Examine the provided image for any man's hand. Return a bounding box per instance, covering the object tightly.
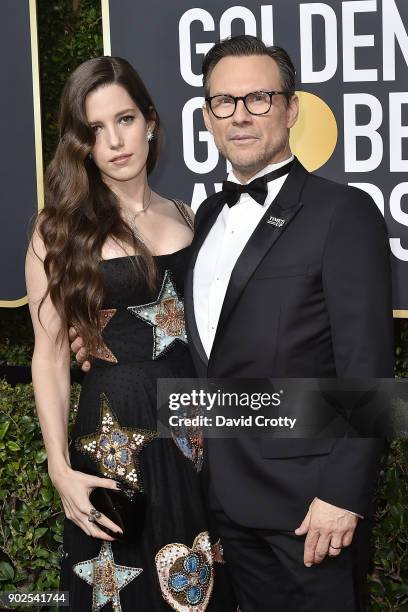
[68,326,91,372]
[295,497,358,567]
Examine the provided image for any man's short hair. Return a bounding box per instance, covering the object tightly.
[202,35,296,105]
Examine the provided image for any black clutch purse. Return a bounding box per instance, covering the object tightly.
[89,487,146,544]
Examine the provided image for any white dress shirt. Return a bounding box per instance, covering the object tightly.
[193,156,294,358]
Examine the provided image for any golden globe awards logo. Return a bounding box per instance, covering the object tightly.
[178,1,408,269]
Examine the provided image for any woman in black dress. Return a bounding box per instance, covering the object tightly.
[26,56,234,611]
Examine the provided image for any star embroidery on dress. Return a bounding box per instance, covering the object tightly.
[127,269,188,359]
[73,541,142,611]
[75,393,158,492]
[90,309,118,364]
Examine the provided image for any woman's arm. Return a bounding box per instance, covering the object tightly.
[25,229,71,478]
[25,229,122,540]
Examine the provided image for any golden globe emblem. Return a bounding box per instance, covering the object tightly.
[290,91,338,172]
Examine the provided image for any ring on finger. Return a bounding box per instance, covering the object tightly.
[88,514,96,522]
[329,544,343,550]
[94,510,101,519]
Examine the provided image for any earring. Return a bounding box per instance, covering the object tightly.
[88,153,93,160]
[147,130,153,142]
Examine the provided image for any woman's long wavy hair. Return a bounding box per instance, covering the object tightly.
[36,56,161,350]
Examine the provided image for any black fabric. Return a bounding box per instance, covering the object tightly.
[60,248,236,611]
[185,158,394,531]
[211,504,372,612]
[221,159,295,207]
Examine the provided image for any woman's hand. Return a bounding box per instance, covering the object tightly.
[68,326,92,372]
[50,464,123,540]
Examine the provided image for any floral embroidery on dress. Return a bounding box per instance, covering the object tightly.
[128,270,188,359]
[75,393,158,492]
[73,541,142,611]
[155,531,214,611]
[90,309,118,363]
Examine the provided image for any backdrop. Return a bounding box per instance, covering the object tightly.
[0,0,42,307]
[103,0,408,315]
[1,1,407,315]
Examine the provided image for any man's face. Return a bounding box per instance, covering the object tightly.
[203,54,298,181]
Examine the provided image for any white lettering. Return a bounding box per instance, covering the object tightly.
[182,97,219,174]
[300,3,338,83]
[179,9,215,87]
[390,238,408,260]
[344,93,383,172]
[390,183,408,228]
[261,5,274,45]
[383,0,408,81]
[389,92,408,172]
[343,0,378,82]
[219,7,257,39]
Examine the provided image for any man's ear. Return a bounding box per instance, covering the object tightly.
[286,94,299,129]
[202,103,213,134]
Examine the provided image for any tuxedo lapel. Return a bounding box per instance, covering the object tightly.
[184,192,228,367]
[211,159,309,355]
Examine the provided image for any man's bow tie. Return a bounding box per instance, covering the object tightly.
[221,159,295,208]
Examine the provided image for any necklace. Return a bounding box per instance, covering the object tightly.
[121,187,153,235]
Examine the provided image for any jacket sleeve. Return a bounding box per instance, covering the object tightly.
[317,186,394,515]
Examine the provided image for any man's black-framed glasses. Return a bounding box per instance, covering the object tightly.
[205,90,291,119]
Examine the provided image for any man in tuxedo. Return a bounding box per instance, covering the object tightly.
[182,35,394,611]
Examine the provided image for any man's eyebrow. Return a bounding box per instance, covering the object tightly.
[89,107,137,123]
[209,89,272,96]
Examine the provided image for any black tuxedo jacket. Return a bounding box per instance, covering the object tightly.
[184,158,394,530]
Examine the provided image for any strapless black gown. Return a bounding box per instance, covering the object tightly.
[59,247,235,611]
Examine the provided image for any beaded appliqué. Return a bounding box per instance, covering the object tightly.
[128,269,188,359]
[211,539,225,564]
[73,541,142,611]
[90,309,118,363]
[75,393,158,492]
[172,429,204,473]
[155,531,214,611]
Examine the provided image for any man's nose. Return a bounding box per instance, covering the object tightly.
[232,99,253,123]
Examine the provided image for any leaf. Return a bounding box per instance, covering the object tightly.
[7,441,20,452]
[34,527,48,539]
[36,548,50,559]
[35,449,48,463]
[0,562,15,581]
[0,420,10,439]
[41,488,53,503]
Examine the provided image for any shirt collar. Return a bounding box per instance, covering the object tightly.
[227,155,294,185]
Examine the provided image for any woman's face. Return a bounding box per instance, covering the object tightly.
[85,83,153,184]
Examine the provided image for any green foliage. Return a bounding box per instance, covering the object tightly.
[0,380,80,610]
[369,440,408,610]
[0,307,33,367]
[37,0,103,166]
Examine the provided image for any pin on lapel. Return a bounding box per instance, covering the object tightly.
[267,215,285,227]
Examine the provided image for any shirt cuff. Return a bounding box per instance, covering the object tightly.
[343,508,364,519]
